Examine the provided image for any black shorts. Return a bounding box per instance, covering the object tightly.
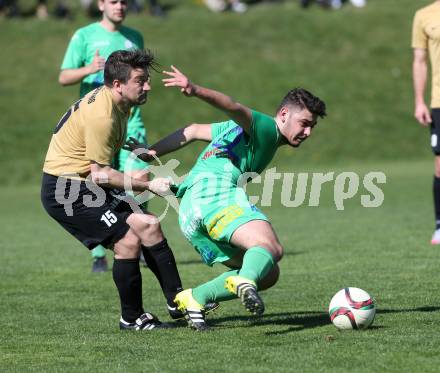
[431,109,440,155]
[41,173,132,250]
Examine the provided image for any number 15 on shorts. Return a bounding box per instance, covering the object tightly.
[101,210,118,227]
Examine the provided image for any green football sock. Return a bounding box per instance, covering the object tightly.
[239,246,275,284]
[91,245,106,259]
[192,270,239,305]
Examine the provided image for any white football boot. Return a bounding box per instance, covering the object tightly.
[431,229,440,245]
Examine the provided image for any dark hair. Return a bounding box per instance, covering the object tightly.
[104,49,158,87]
[276,88,327,118]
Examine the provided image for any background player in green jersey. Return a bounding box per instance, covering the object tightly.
[125,66,326,330]
[59,0,148,272]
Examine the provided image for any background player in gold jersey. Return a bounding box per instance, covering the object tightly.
[412,1,440,244]
[41,49,184,330]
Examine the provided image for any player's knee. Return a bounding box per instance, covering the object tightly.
[259,264,280,291]
[142,218,163,241]
[251,234,283,262]
[128,213,164,240]
[263,242,283,262]
[136,214,164,244]
[122,230,141,251]
[114,229,141,259]
[273,242,284,261]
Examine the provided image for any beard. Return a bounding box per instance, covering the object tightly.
[136,94,147,105]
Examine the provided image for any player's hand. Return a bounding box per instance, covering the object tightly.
[162,65,196,96]
[415,103,432,127]
[88,49,105,74]
[123,137,157,162]
[148,177,172,197]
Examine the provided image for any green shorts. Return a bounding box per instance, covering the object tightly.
[112,122,148,172]
[178,182,268,266]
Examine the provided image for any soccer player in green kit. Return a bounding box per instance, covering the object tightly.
[125,66,326,330]
[59,0,147,272]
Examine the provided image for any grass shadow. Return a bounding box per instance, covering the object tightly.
[206,305,440,334]
[377,306,440,314]
[208,311,330,334]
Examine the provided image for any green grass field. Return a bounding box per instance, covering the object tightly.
[2,0,440,371]
[0,0,434,184]
[2,160,440,371]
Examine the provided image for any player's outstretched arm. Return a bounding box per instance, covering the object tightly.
[150,124,212,156]
[90,163,171,196]
[124,124,212,161]
[162,66,253,133]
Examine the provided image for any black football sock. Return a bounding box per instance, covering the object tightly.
[142,239,183,306]
[112,258,144,323]
[434,176,440,229]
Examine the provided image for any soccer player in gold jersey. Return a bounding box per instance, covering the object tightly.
[59,0,146,272]
[412,1,440,244]
[42,49,183,330]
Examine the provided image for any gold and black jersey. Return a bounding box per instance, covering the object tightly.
[412,2,440,108]
[43,86,129,180]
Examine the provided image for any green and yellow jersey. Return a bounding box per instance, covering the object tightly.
[176,110,281,265]
[176,110,281,196]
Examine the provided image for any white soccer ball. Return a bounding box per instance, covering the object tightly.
[328,287,376,330]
